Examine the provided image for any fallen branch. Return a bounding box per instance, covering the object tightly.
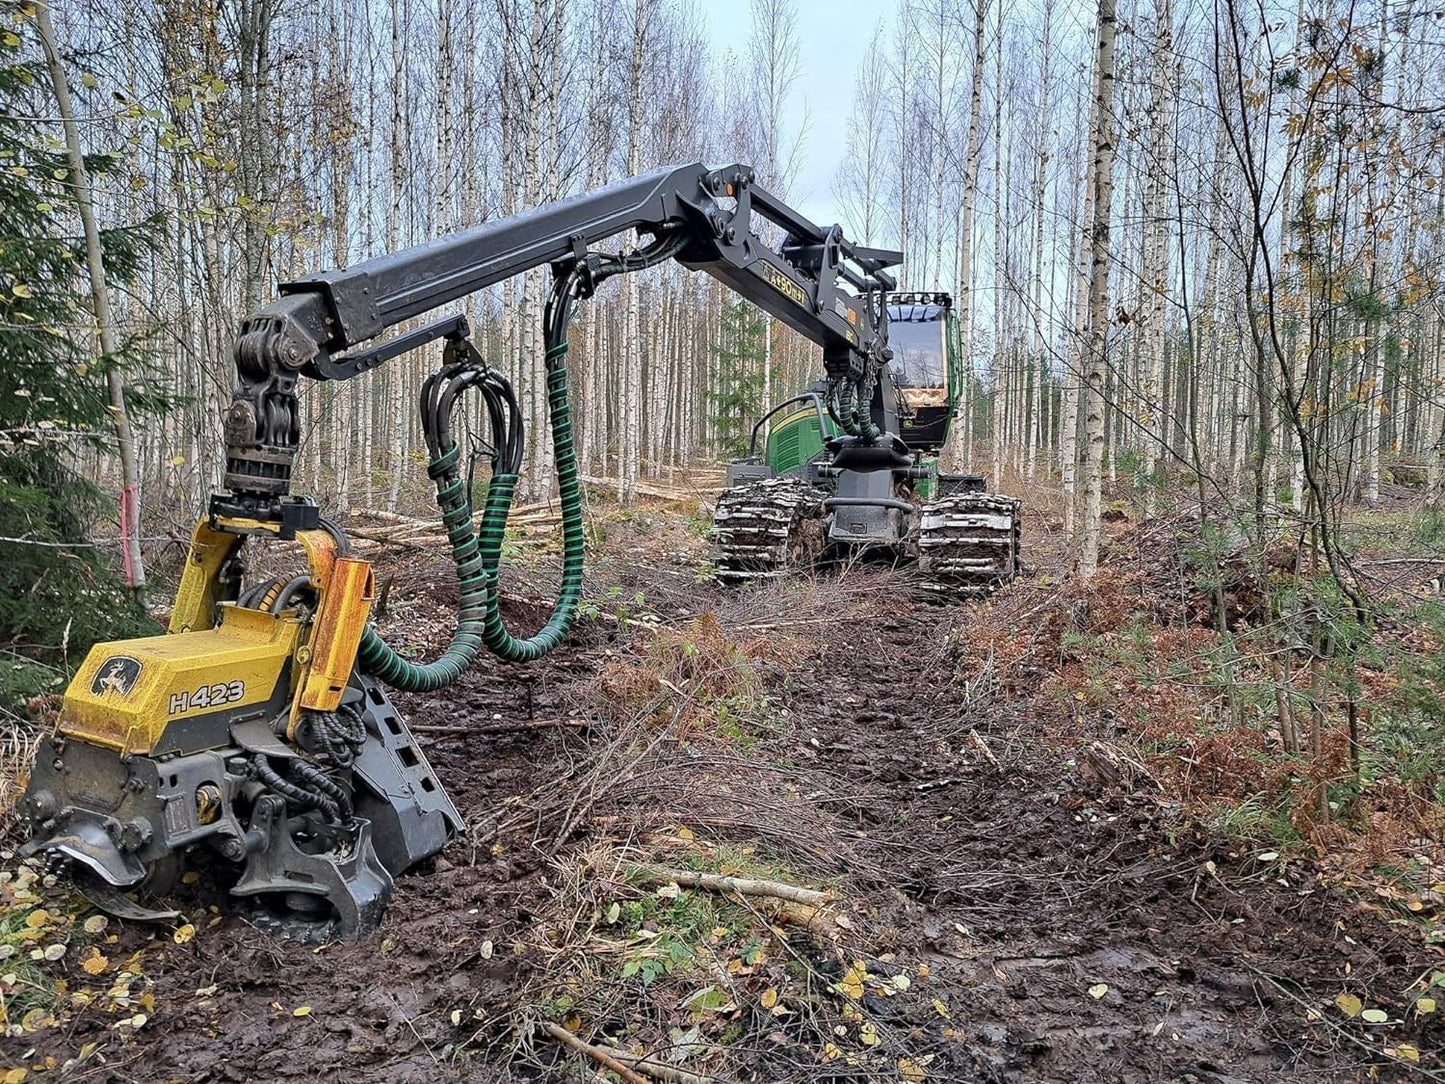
[629,866,833,907]
[738,616,838,631]
[349,509,433,527]
[967,728,1000,769]
[603,1047,717,1084]
[411,718,592,736]
[539,1022,649,1084]
[579,474,710,502]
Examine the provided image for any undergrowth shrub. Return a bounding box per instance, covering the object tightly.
[591,613,791,736]
[958,512,1445,865]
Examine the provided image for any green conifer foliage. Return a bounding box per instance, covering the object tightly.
[709,297,768,458]
[0,34,165,696]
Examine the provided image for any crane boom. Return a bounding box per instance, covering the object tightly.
[222,162,900,520]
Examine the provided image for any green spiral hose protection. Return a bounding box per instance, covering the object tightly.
[476,342,584,662]
[355,342,585,690]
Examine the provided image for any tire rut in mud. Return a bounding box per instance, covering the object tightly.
[783,600,1436,1082]
[40,562,1439,1082]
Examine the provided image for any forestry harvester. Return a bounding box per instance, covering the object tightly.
[21,162,998,940]
[712,293,1021,598]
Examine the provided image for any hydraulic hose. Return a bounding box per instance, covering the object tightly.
[828,375,882,443]
[356,229,685,691]
[354,316,579,682]
[474,316,584,660]
[353,365,501,690]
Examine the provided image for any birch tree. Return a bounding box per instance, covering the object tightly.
[34,3,148,596]
[939,0,987,473]
[1079,0,1118,577]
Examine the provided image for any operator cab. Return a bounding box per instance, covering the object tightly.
[887,292,953,453]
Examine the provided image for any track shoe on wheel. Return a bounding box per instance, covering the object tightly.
[917,486,1022,601]
[711,477,826,584]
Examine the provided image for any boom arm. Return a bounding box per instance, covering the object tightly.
[222,161,901,516]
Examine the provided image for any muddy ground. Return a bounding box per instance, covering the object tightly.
[2,503,1441,1082]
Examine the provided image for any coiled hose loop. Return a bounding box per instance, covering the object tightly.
[356,230,687,691]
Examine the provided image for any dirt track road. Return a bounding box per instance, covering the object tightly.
[4,526,1438,1082]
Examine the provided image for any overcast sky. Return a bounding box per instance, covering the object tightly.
[697,0,898,233]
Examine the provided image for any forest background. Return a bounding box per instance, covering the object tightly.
[5,0,1442,527]
[1,0,1444,811]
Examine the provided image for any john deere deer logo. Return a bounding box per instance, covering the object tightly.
[91,656,142,698]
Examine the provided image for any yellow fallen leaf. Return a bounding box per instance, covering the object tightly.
[292,1006,312,1017]
[181,871,201,886]
[900,1058,929,1082]
[1390,1044,1420,1062]
[760,987,778,1009]
[1335,993,1363,1018]
[932,998,952,1021]
[1361,1008,1388,1024]
[3,1068,27,1083]
[859,1022,880,1046]
[837,960,867,1000]
[677,826,694,841]
[11,283,33,299]
[450,1009,462,1025]
[81,952,108,976]
[172,924,196,945]
[1416,997,1436,1015]
[26,910,50,929]
[821,1042,842,1063]
[21,1007,47,1032]
[917,963,931,979]
[1088,984,1109,999]
[82,916,107,935]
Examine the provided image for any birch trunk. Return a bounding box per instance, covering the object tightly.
[1063,71,1099,536]
[940,0,986,472]
[1079,0,1117,578]
[618,0,647,503]
[35,5,149,595]
[1139,0,1173,511]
